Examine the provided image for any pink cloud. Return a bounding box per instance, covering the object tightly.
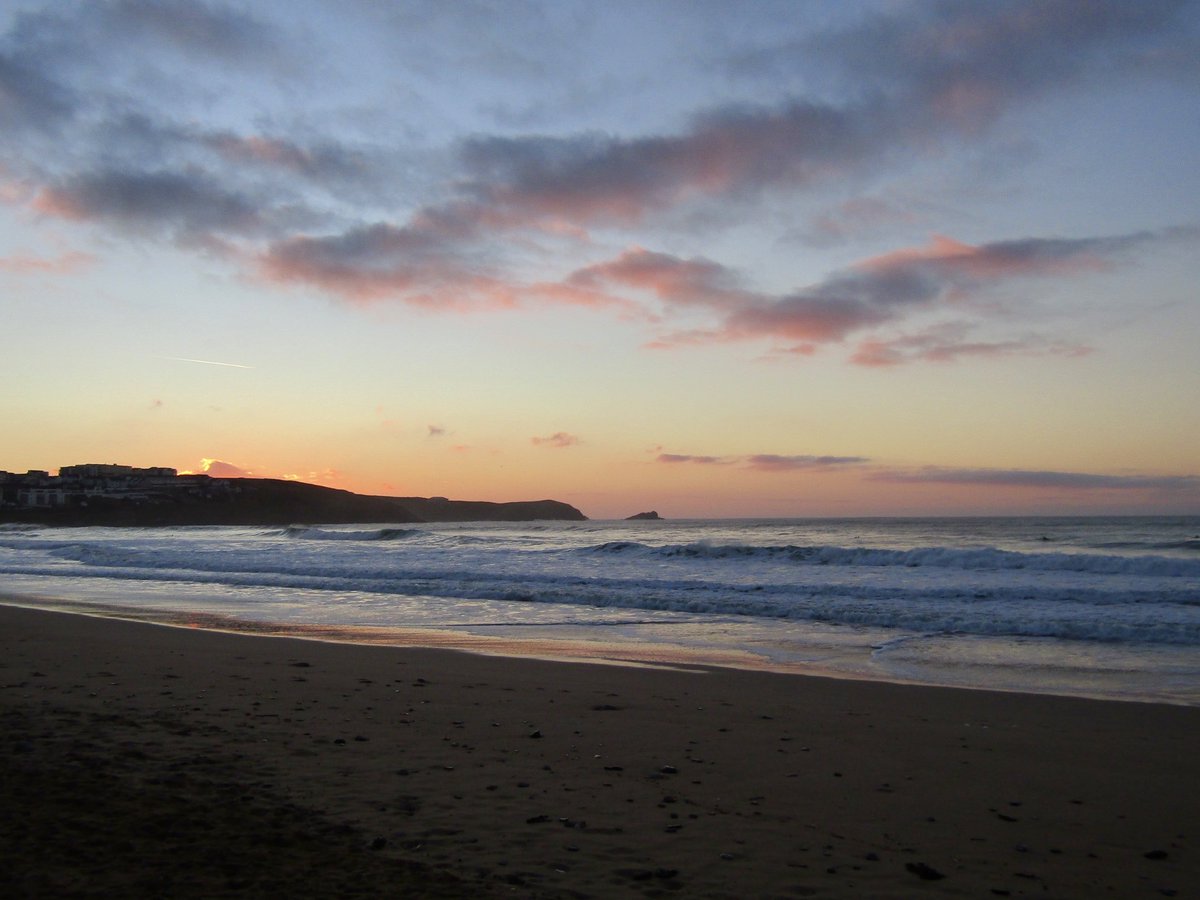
[567,247,744,308]
[858,234,1113,280]
[532,432,581,449]
[210,134,314,169]
[0,249,94,275]
[637,229,1175,358]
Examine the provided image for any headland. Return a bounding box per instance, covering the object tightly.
[0,463,585,525]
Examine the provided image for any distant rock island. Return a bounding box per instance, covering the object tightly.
[626,510,662,520]
[0,464,586,525]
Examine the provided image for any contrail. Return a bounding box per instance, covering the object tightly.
[163,356,254,369]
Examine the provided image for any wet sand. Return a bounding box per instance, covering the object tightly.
[1,603,1197,897]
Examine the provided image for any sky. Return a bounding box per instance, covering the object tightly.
[1,0,1198,518]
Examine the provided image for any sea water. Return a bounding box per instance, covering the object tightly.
[1,516,1197,705]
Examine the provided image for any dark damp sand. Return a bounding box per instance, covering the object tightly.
[1,604,1196,898]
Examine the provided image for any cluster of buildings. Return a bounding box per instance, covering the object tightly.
[0,464,231,509]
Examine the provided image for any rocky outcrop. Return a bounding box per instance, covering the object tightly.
[625,511,662,520]
[392,496,587,523]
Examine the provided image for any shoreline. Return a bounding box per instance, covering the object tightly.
[3,602,1198,897]
[4,590,1197,709]
[0,591,886,679]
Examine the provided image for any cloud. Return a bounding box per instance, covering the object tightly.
[456,98,884,227]
[657,452,868,471]
[0,1,283,138]
[0,48,76,133]
[644,230,1181,355]
[802,196,919,246]
[567,247,746,308]
[258,221,519,308]
[745,0,1195,130]
[873,467,1200,492]
[104,0,280,64]
[657,453,731,465]
[204,132,373,185]
[2,0,1195,353]
[161,3,1200,283]
[445,1,1194,230]
[36,169,261,239]
[0,249,93,274]
[532,432,581,449]
[850,323,1092,367]
[857,233,1143,280]
[197,458,252,477]
[744,454,870,472]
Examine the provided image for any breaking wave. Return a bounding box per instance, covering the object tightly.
[279,525,424,542]
[582,541,1200,577]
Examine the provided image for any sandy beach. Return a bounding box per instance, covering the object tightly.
[2,603,1197,898]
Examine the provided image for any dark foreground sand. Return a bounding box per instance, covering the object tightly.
[1,604,1196,898]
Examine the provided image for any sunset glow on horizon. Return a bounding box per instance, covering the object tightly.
[2,1,1198,518]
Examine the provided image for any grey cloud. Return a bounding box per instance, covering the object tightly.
[873,467,1200,491]
[447,1,1194,229]
[457,98,883,225]
[80,113,386,207]
[0,50,76,132]
[850,323,1092,367]
[204,133,373,185]
[657,453,868,471]
[40,168,261,238]
[755,1,1194,116]
[656,453,730,465]
[259,221,497,303]
[745,455,869,472]
[267,222,450,273]
[106,0,279,63]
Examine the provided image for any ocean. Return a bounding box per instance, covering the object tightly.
[2,516,1197,705]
